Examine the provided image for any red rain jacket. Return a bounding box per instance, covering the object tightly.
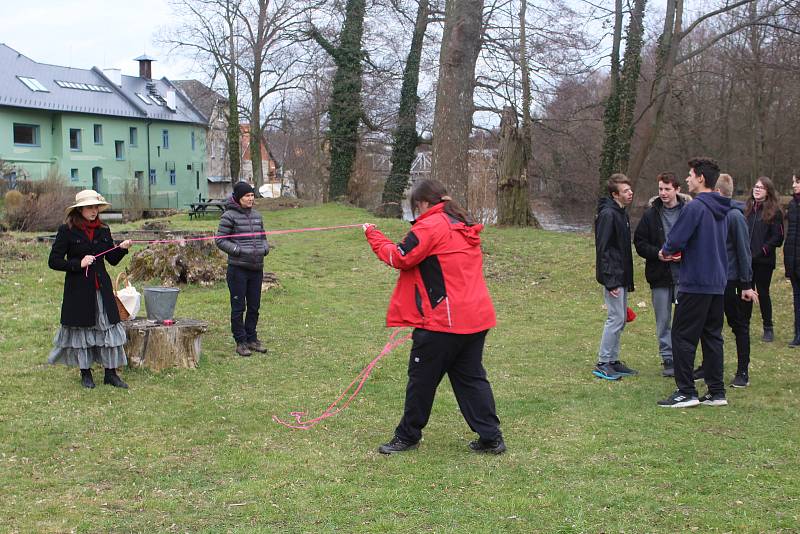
[366,202,496,334]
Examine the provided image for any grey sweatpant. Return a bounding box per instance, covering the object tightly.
[651,286,675,362]
[598,287,627,363]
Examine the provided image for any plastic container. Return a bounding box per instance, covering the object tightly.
[143,287,180,321]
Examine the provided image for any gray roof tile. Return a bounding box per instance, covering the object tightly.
[0,43,207,125]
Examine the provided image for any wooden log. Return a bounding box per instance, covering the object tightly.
[122,318,209,372]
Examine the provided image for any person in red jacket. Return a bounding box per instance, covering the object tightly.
[364,179,505,455]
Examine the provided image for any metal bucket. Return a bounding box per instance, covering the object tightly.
[143,287,180,321]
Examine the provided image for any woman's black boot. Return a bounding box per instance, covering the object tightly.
[103,368,129,389]
[790,325,800,348]
[80,368,95,389]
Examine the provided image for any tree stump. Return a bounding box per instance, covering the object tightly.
[123,319,208,371]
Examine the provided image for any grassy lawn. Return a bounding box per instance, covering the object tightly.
[1,203,798,532]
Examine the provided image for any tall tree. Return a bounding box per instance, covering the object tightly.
[310,0,368,200]
[431,0,485,207]
[379,0,431,218]
[162,0,243,181]
[597,0,646,190]
[496,0,534,226]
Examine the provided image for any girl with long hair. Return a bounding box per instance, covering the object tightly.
[744,176,784,344]
[784,174,800,347]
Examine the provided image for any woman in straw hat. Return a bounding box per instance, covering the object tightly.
[48,190,133,389]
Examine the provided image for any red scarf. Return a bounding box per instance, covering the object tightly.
[75,218,103,289]
[75,217,102,242]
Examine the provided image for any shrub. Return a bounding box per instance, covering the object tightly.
[4,173,78,231]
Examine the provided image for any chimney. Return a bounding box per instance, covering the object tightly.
[103,68,122,87]
[166,89,177,111]
[133,54,157,79]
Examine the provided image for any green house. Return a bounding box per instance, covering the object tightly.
[0,44,209,210]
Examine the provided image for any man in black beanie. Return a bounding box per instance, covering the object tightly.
[216,181,270,356]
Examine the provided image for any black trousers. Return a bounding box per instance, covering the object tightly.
[395,328,502,444]
[724,281,752,375]
[226,264,263,343]
[790,274,800,335]
[672,292,725,396]
[751,264,775,329]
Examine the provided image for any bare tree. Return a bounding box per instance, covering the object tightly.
[161,0,244,181]
[431,0,485,207]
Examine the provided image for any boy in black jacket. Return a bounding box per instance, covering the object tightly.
[594,174,637,380]
[634,172,687,378]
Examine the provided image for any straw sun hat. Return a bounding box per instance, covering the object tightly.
[65,189,111,215]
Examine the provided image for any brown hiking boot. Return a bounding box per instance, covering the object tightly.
[247,340,267,353]
[236,343,252,357]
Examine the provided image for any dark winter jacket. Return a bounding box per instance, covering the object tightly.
[746,202,784,268]
[48,224,129,327]
[633,195,688,288]
[662,192,730,295]
[784,196,800,278]
[216,197,270,270]
[726,200,752,288]
[595,196,634,292]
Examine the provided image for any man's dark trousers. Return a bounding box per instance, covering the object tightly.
[395,328,501,444]
[724,281,752,375]
[226,264,263,343]
[672,292,725,396]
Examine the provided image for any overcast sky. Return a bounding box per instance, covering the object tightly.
[3,0,194,80]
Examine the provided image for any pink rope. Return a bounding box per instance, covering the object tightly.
[272,328,413,430]
[84,223,364,277]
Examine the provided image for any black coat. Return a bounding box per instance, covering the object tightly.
[633,196,687,288]
[216,197,270,270]
[48,224,128,327]
[595,197,634,291]
[746,203,784,268]
[785,198,800,278]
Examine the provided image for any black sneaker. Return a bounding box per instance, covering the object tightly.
[469,437,507,455]
[699,392,728,406]
[592,362,622,381]
[610,360,638,376]
[730,373,750,388]
[657,390,700,408]
[693,367,705,381]
[661,359,675,377]
[377,436,419,455]
[762,328,774,342]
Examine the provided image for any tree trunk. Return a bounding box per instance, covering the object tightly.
[123,319,209,371]
[628,0,682,195]
[598,0,624,189]
[379,0,430,218]
[496,107,533,226]
[431,0,484,208]
[226,74,242,181]
[614,0,647,174]
[317,0,367,201]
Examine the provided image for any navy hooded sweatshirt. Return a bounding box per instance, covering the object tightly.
[661,192,731,295]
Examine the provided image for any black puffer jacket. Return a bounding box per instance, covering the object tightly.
[216,197,270,270]
[595,196,634,291]
[48,224,128,327]
[746,202,784,268]
[784,197,800,278]
[633,195,688,288]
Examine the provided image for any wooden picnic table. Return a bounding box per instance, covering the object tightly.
[187,200,226,219]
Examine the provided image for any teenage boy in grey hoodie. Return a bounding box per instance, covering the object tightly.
[657,157,731,408]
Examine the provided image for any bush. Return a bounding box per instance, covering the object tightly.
[4,173,78,231]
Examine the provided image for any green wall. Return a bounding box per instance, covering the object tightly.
[0,108,207,210]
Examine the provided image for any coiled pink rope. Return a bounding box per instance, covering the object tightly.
[272,328,412,430]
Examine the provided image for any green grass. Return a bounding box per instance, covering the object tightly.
[1,203,799,532]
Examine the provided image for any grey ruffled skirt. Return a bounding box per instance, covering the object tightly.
[49,290,128,369]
